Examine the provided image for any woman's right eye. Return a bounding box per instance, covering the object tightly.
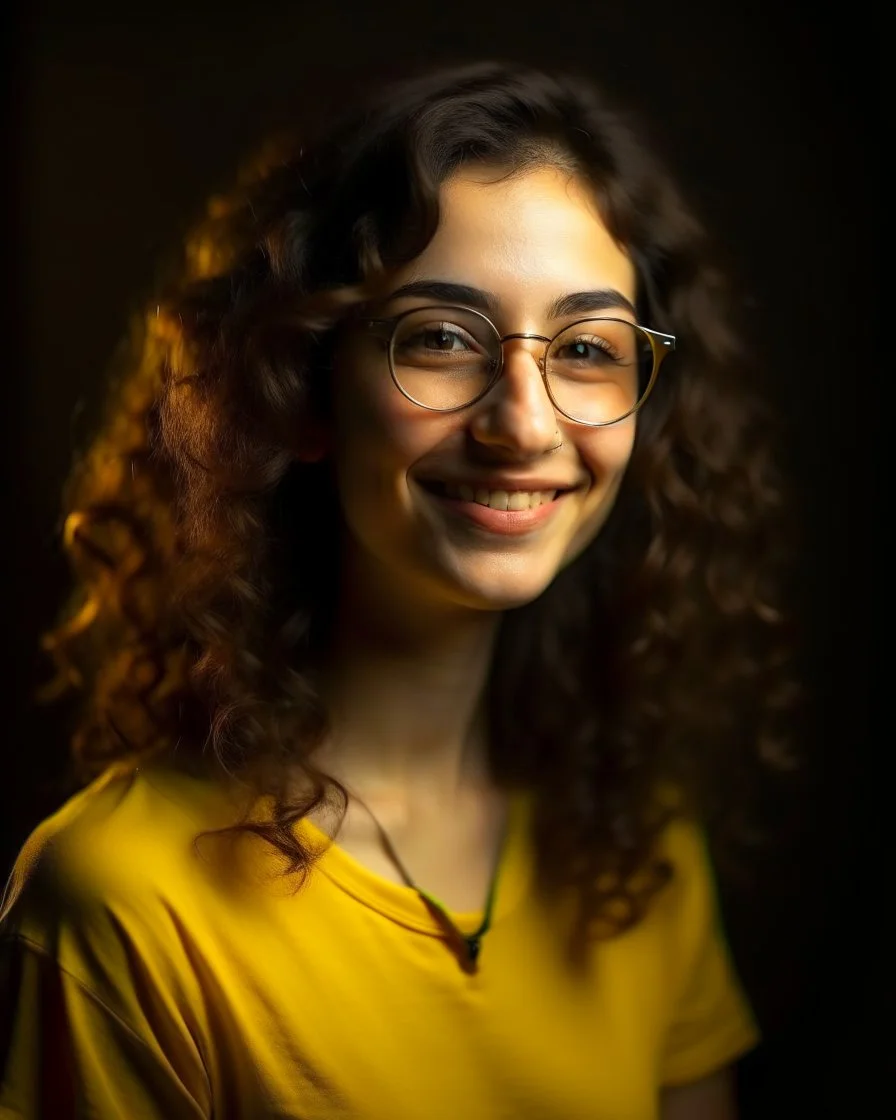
[405,325,473,352]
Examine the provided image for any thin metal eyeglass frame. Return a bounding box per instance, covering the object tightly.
[364,304,676,427]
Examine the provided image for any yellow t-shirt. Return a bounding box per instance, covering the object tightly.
[0,762,758,1119]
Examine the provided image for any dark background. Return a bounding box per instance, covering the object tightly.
[1,0,879,1115]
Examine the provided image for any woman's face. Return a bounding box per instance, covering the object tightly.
[327,164,638,614]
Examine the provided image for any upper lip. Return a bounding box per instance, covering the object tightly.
[417,475,582,492]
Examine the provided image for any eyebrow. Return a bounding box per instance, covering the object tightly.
[384,280,637,320]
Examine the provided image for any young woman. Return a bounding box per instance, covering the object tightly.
[0,60,800,1119]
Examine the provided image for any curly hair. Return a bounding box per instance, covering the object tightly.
[39,59,802,963]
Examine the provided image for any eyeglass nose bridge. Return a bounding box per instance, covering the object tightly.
[493,331,553,375]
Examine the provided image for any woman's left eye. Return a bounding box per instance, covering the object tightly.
[556,338,617,362]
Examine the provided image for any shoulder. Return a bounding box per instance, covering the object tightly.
[0,766,222,1114]
[636,811,732,975]
[659,814,713,882]
[655,813,721,915]
[0,761,247,945]
[645,787,717,903]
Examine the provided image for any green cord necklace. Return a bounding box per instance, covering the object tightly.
[357,797,512,967]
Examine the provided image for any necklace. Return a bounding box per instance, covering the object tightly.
[354,795,512,968]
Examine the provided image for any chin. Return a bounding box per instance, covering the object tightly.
[439,568,559,613]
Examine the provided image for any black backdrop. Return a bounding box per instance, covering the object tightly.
[1,1,879,1115]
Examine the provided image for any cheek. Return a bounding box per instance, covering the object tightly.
[578,420,637,482]
[566,422,636,554]
[330,371,439,518]
[334,396,426,485]
[334,343,418,453]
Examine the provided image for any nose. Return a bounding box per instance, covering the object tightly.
[468,338,559,458]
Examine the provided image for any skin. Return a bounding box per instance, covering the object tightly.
[330,163,637,618]
[310,164,638,808]
[661,1069,738,1120]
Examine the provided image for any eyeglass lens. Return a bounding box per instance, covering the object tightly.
[389,307,654,423]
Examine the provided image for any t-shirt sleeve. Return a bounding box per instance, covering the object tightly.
[659,821,760,1086]
[0,811,212,1120]
[1,937,209,1119]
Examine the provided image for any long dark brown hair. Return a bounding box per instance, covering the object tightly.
[39,59,802,960]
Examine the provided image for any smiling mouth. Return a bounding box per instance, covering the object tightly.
[419,480,567,511]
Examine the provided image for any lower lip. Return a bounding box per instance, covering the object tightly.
[424,490,570,535]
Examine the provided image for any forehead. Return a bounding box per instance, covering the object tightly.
[394,165,637,308]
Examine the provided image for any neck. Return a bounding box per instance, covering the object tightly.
[312,558,503,803]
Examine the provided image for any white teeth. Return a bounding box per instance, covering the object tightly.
[442,483,558,509]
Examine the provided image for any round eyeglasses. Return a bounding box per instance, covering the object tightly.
[364,305,676,427]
